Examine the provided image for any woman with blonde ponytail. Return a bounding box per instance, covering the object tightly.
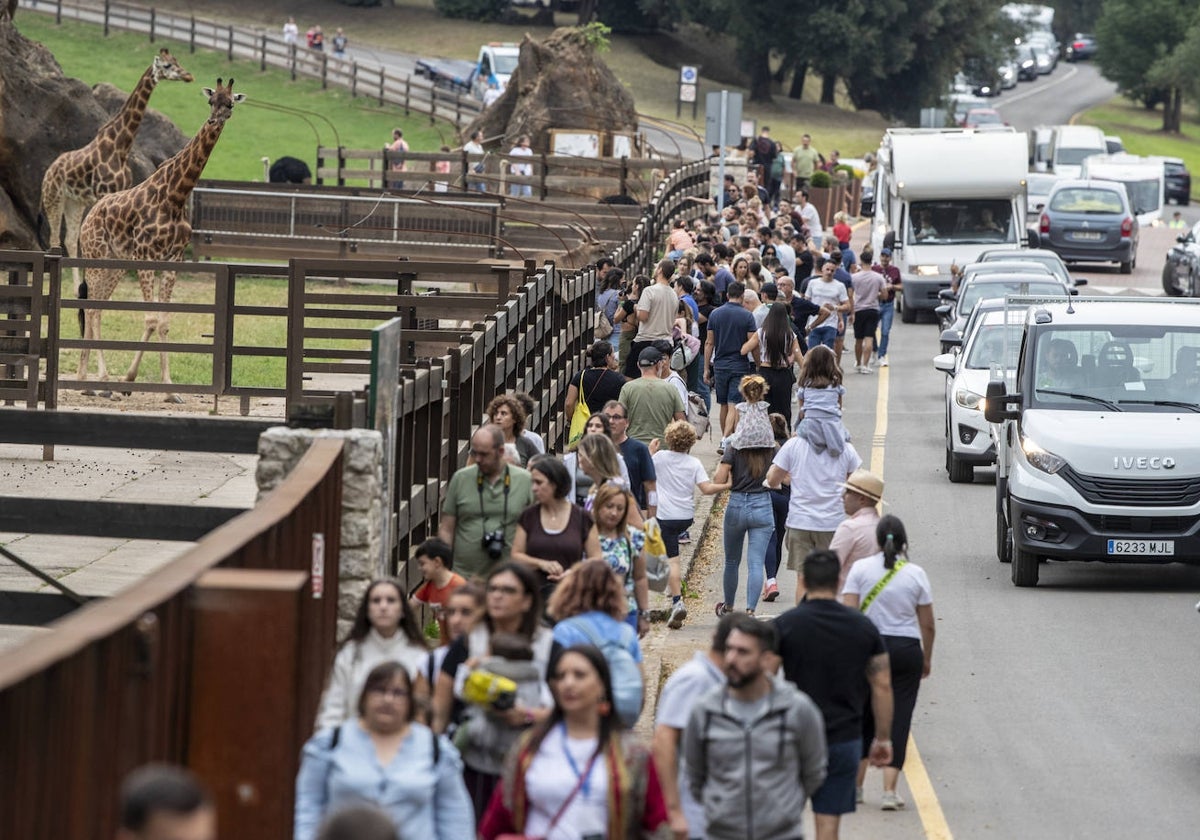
[840,514,936,812]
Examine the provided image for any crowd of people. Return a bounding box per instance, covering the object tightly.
[113,144,938,839]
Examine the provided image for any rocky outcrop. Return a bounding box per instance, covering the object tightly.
[462,26,638,154]
[0,15,187,249]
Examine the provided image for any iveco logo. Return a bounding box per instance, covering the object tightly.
[1113,456,1176,470]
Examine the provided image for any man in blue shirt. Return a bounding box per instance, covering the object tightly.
[604,400,657,518]
[704,280,757,435]
[711,243,735,303]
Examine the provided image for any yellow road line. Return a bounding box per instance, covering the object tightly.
[871,365,954,839]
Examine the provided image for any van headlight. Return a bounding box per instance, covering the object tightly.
[955,387,983,410]
[1021,435,1067,474]
[914,265,940,276]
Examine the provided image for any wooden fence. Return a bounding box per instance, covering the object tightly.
[21,0,481,126]
[0,437,345,840]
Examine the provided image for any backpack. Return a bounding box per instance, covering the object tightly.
[567,617,644,728]
[686,391,710,438]
[755,135,774,161]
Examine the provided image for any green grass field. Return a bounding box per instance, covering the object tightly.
[15,17,447,181]
[1081,99,1200,201]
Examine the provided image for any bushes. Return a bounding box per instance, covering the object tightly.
[433,0,508,22]
[810,170,832,188]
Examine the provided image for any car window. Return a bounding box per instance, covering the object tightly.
[966,324,1022,370]
[1048,188,1124,214]
[961,281,1066,316]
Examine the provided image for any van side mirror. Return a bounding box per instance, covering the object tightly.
[1073,278,1087,287]
[938,289,957,302]
[861,197,875,217]
[984,380,1021,423]
[1026,228,1041,249]
[933,352,957,374]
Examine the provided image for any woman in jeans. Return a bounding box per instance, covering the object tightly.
[740,303,803,430]
[710,387,778,616]
[762,412,791,603]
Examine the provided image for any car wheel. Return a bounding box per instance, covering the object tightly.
[900,302,917,323]
[948,448,974,483]
[1163,262,1185,296]
[1012,543,1040,586]
[1119,259,1133,275]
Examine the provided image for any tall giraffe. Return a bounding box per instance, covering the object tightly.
[40,49,194,289]
[77,79,245,403]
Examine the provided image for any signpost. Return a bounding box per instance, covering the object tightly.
[705,90,743,211]
[677,65,699,119]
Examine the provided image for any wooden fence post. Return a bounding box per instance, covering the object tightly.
[260,33,267,72]
[227,25,234,62]
[148,7,155,42]
[103,0,110,36]
[189,15,196,53]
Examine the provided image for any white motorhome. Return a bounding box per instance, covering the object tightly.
[984,297,1200,586]
[867,128,1030,323]
[1079,153,1166,225]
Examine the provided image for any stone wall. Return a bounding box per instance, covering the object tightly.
[256,427,385,640]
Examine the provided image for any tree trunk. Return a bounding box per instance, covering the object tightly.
[820,73,836,105]
[747,49,774,103]
[788,62,808,99]
[576,0,597,24]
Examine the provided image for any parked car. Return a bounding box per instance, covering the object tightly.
[1162,220,1200,297]
[933,302,1024,482]
[1066,33,1098,61]
[1160,156,1192,205]
[937,268,1073,351]
[1026,31,1060,70]
[1034,179,1140,274]
[998,61,1018,90]
[963,108,1005,128]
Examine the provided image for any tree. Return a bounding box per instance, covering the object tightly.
[1095,0,1194,131]
[680,0,785,102]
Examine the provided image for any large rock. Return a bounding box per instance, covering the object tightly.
[0,15,187,249]
[462,27,638,153]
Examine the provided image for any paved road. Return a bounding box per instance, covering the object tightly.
[994,60,1117,130]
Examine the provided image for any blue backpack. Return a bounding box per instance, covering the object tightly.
[568,617,644,728]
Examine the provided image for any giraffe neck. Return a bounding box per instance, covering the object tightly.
[95,64,158,159]
[146,116,226,207]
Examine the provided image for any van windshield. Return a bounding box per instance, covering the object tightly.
[1056,147,1103,166]
[1029,328,1200,410]
[493,54,519,75]
[908,199,1014,245]
[1118,178,1162,215]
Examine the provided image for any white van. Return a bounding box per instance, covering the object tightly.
[984,297,1200,586]
[1079,153,1166,225]
[1046,124,1106,179]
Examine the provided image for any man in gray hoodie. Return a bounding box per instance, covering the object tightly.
[684,613,827,840]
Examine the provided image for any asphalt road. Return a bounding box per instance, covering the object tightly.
[993,60,1117,130]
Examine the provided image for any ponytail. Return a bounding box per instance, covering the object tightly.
[876,514,908,570]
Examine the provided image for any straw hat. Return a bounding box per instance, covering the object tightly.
[841,469,885,505]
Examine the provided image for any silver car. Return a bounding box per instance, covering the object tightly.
[1034,179,1140,274]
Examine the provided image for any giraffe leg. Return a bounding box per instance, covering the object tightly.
[62,200,88,294]
[124,269,159,388]
[157,270,182,403]
[78,267,120,394]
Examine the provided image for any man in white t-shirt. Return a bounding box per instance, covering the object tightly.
[462,129,486,192]
[626,258,680,377]
[508,134,534,197]
[796,189,823,247]
[804,261,849,350]
[766,434,862,603]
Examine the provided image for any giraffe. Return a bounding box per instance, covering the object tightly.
[40,49,194,292]
[77,79,245,403]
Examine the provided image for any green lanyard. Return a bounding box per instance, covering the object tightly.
[860,559,907,613]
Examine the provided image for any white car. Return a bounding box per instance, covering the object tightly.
[1026,172,1061,213]
[933,304,1023,482]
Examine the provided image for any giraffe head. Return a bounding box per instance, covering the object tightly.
[200,79,246,127]
[152,48,194,84]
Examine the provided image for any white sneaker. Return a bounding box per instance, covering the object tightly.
[881,791,905,811]
[880,357,890,367]
[668,600,688,629]
[861,365,873,375]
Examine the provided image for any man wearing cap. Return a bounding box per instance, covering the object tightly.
[618,347,686,446]
[830,470,884,591]
[872,249,901,368]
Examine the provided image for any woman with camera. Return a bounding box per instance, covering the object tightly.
[479,644,667,839]
[511,457,602,600]
[432,562,560,824]
[295,661,474,840]
[315,579,430,730]
[613,274,651,369]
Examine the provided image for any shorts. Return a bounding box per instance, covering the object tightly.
[810,739,860,815]
[785,527,834,571]
[853,309,880,340]
[713,365,752,405]
[657,517,693,558]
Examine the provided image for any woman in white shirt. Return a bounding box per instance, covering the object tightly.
[841,515,936,811]
[316,579,431,730]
